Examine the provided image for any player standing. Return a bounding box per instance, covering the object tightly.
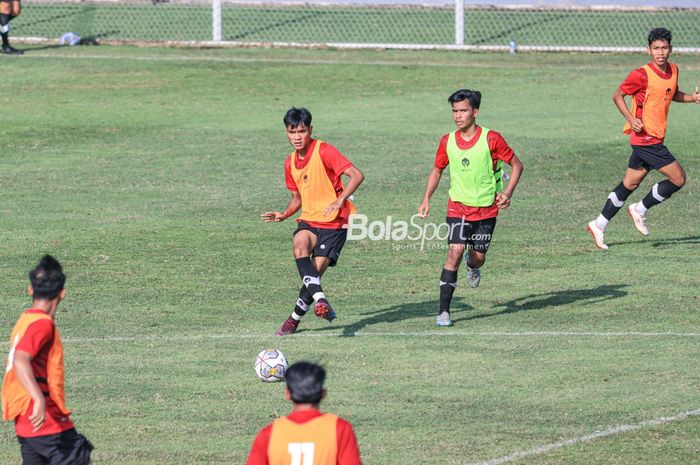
[245,361,362,465]
[2,255,94,465]
[262,107,364,336]
[587,27,700,249]
[0,0,23,55]
[418,89,524,327]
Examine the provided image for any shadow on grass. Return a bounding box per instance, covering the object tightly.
[305,297,472,337]
[606,235,700,248]
[452,284,628,324]
[297,284,627,335]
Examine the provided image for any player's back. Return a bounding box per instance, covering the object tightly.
[268,413,338,465]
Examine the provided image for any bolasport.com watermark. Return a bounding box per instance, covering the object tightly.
[346,214,491,251]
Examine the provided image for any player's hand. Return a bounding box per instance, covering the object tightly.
[323,199,343,216]
[418,201,430,219]
[261,212,285,222]
[496,192,511,209]
[693,86,700,104]
[29,397,46,432]
[630,117,644,133]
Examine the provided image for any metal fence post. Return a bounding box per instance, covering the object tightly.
[213,0,222,42]
[455,0,464,46]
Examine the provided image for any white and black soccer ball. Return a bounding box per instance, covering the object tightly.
[254,349,288,382]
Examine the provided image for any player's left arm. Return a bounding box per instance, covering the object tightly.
[323,165,364,216]
[496,154,524,209]
[672,86,700,103]
[336,419,363,465]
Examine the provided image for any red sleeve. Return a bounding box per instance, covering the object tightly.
[336,418,362,465]
[245,424,272,465]
[15,319,54,358]
[434,134,450,169]
[284,156,298,192]
[619,68,646,96]
[487,130,514,164]
[318,142,353,175]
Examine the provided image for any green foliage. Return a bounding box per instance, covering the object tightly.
[0,46,698,465]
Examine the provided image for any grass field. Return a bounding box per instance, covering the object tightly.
[0,46,699,465]
[12,4,700,48]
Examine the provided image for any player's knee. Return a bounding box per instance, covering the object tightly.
[670,173,686,188]
[293,247,311,258]
[446,246,464,266]
[622,180,640,191]
[469,252,486,268]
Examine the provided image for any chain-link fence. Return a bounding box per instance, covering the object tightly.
[13,1,700,52]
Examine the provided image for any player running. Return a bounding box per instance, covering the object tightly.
[418,89,524,327]
[587,27,700,250]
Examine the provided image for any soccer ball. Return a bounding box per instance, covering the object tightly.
[255,349,288,382]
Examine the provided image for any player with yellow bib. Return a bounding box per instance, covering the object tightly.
[418,89,524,327]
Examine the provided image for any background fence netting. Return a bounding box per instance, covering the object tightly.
[13,1,700,52]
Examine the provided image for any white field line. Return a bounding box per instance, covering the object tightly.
[20,52,700,71]
[466,408,700,465]
[16,52,529,69]
[53,330,700,344]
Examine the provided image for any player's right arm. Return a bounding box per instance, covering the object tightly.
[419,136,449,218]
[261,191,301,223]
[12,350,46,431]
[418,167,444,219]
[614,68,646,133]
[612,87,642,133]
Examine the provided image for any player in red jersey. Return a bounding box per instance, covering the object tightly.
[262,107,364,336]
[245,361,362,465]
[418,89,524,327]
[587,28,700,250]
[2,255,93,465]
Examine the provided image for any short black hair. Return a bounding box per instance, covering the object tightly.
[448,89,481,109]
[286,361,325,404]
[283,107,312,128]
[648,28,672,47]
[29,255,66,300]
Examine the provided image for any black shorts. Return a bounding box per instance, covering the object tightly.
[18,429,93,465]
[628,144,676,171]
[294,221,347,266]
[446,217,497,253]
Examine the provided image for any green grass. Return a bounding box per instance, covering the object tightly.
[12,4,700,47]
[0,46,699,465]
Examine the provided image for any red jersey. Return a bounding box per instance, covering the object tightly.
[619,62,676,145]
[434,127,515,221]
[245,410,362,465]
[285,139,354,229]
[12,310,74,438]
